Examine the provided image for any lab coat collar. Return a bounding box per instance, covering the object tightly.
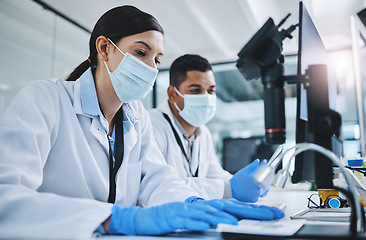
[121,103,139,133]
[73,68,96,117]
[158,99,179,128]
[75,68,110,134]
[80,68,100,116]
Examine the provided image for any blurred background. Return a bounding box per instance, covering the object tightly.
[1,0,365,173]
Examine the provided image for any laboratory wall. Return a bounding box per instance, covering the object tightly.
[0,0,88,114]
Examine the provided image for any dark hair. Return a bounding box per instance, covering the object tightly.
[66,5,164,81]
[169,54,212,88]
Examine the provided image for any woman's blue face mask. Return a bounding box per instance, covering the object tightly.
[103,38,158,103]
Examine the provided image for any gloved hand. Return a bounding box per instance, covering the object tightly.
[109,202,238,235]
[186,197,284,221]
[230,159,269,202]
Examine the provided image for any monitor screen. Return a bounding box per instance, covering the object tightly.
[222,136,279,174]
[292,2,341,188]
[297,2,337,121]
[351,8,366,157]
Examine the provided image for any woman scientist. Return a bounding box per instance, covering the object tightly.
[0,5,283,239]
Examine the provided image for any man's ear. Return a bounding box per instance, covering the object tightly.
[167,85,176,102]
[96,36,109,61]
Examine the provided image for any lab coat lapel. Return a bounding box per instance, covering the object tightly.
[123,123,138,159]
[120,103,140,159]
[159,99,199,176]
[90,118,109,151]
[158,100,186,147]
[74,79,109,151]
[88,118,139,158]
[74,68,111,152]
[190,138,200,176]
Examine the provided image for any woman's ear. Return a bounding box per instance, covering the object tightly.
[96,36,109,61]
[167,85,176,102]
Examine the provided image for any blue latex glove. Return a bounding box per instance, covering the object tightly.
[230,159,268,202]
[186,197,284,221]
[109,202,238,235]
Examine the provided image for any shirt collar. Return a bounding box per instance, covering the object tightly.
[121,103,139,133]
[79,68,139,134]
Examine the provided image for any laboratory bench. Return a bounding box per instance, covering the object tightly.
[13,188,366,240]
[96,188,366,240]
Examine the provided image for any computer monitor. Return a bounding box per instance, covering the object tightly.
[292,2,342,189]
[351,8,366,157]
[222,136,279,174]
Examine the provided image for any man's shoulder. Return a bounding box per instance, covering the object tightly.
[148,108,165,122]
[149,108,172,133]
[149,100,173,123]
[198,125,211,135]
[18,79,71,105]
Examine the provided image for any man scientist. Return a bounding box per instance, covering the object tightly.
[149,54,268,201]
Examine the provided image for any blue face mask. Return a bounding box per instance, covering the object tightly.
[103,38,158,102]
[174,87,216,127]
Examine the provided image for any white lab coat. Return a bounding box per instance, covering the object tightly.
[0,69,199,239]
[149,100,232,200]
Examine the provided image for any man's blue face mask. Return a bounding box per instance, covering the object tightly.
[103,38,158,103]
[174,87,216,127]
